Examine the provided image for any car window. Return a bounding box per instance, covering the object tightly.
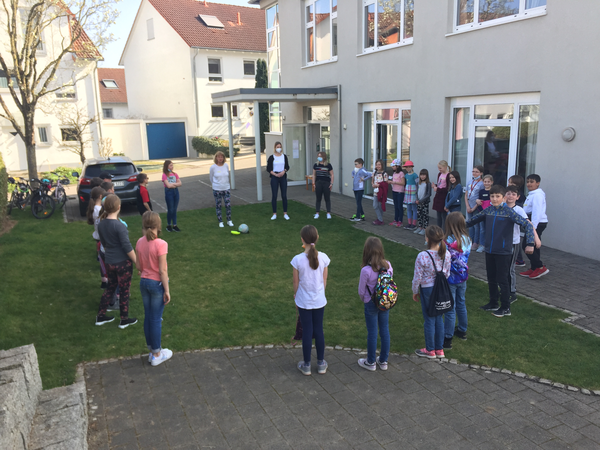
[85,163,135,177]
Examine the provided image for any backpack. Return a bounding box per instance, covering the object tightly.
[367,267,398,311]
[425,251,454,317]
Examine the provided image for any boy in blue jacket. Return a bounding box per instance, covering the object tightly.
[350,158,372,221]
[466,185,537,317]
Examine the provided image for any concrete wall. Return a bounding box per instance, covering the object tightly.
[102,120,146,161]
[268,0,600,260]
[102,103,130,119]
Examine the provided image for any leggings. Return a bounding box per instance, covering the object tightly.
[315,179,331,213]
[270,175,288,213]
[98,259,132,319]
[297,306,325,364]
[417,200,430,229]
[213,190,232,222]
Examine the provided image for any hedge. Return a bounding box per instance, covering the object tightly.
[0,151,8,228]
[192,136,239,158]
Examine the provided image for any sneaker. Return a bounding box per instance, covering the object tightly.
[418,229,426,235]
[227,221,234,227]
[480,302,499,312]
[350,214,357,220]
[454,329,467,340]
[314,213,319,219]
[515,260,526,267]
[372,220,383,225]
[151,349,173,366]
[173,225,181,232]
[519,269,534,277]
[352,217,362,222]
[95,315,114,326]
[415,348,436,359]
[389,221,398,226]
[529,266,549,279]
[395,222,403,227]
[376,356,388,371]
[219,222,224,228]
[476,246,485,253]
[358,358,376,371]
[492,308,511,318]
[106,303,119,312]
[317,360,328,374]
[166,225,173,232]
[509,293,518,304]
[361,215,365,221]
[118,317,138,329]
[443,337,453,350]
[297,361,311,376]
[413,227,422,234]
[403,225,414,230]
[471,243,479,251]
[326,213,332,219]
[284,213,290,220]
[271,214,277,220]
[435,349,445,359]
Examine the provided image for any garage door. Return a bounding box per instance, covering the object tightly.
[146,122,187,160]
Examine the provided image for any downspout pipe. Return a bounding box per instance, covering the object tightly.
[192,49,200,132]
[337,84,342,193]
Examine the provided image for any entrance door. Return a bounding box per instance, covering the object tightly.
[474,125,512,187]
[376,123,397,199]
[283,125,307,185]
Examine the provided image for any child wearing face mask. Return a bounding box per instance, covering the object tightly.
[267,141,290,220]
[312,152,334,219]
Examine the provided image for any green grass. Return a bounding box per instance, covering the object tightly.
[1,201,598,390]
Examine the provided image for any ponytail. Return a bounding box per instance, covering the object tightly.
[86,187,106,225]
[142,211,162,241]
[300,225,320,270]
[425,225,446,262]
[99,194,120,221]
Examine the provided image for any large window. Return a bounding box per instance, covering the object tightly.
[211,105,224,118]
[363,0,413,53]
[37,126,49,144]
[305,0,337,65]
[61,128,78,142]
[208,58,222,82]
[243,60,255,76]
[455,0,546,32]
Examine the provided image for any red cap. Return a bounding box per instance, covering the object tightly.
[403,160,414,167]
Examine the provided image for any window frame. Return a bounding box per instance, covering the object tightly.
[36,125,50,146]
[55,85,77,101]
[60,127,78,143]
[231,104,239,119]
[361,0,414,55]
[211,104,225,119]
[0,70,18,90]
[304,0,338,67]
[208,58,223,83]
[243,60,256,76]
[452,0,546,34]
[102,108,114,119]
[102,79,118,89]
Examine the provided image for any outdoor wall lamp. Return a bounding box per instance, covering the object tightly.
[562,127,576,142]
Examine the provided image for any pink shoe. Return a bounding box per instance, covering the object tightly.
[396,222,403,227]
[372,220,383,225]
[415,348,436,359]
[389,221,397,226]
[435,350,445,359]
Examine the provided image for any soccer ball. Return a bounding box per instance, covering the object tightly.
[238,224,249,234]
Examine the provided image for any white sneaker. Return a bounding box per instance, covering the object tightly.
[271,214,277,220]
[314,213,319,219]
[227,221,234,227]
[151,348,173,366]
[326,213,332,219]
[219,222,224,228]
[284,213,290,220]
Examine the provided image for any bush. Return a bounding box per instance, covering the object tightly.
[40,166,79,185]
[0,152,8,227]
[192,136,239,158]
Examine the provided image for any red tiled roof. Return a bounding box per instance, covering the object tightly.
[70,19,103,60]
[147,0,266,52]
[97,68,128,104]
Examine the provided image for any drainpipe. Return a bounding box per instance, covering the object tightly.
[192,49,200,133]
[227,102,235,189]
[93,62,103,156]
[337,84,342,193]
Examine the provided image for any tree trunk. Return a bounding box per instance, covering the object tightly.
[24,112,38,181]
[79,142,86,165]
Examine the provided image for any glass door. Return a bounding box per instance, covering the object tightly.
[376,123,397,199]
[474,124,512,187]
[283,124,307,185]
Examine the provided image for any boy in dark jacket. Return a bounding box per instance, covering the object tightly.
[466,185,537,317]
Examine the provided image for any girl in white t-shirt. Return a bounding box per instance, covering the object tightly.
[291,225,330,376]
[87,186,107,286]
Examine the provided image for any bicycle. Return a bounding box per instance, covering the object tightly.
[29,178,56,219]
[41,173,69,209]
[7,177,31,215]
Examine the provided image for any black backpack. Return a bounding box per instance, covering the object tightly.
[425,251,454,317]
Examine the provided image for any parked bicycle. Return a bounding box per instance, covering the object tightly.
[7,177,31,215]
[40,173,70,209]
[7,176,56,219]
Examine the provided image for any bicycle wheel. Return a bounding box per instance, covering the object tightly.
[7,191,16,215]
[55,187,67,208]
[31,193,56,219]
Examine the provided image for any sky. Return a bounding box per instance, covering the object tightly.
[99,0,259,68]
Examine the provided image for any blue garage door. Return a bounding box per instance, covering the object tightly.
[146,122,187,160]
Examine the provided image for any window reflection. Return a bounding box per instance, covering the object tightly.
[376,109,399,121]
[307,27,314,62]
[401,109,411,162]
[479,0,519,23]
[315,0,331,61]
[377,0,401,47]
[404,0,414,39]
[474,104,514,120]
[516,105,539,180]
[365,4,375,48]
[306,4,313,22]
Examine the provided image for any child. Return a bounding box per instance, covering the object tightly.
[87,186,107,288]
[357,237,392,371]
[371,159,387,225]
[312,151,334,219]
[431,160,450,229]
[465,166,484,250]
[350,158,372,221]
[520,174,549,279]
[95,194,138,328]
[508,174,526,266]
[100,180,114,194]
[412,225,451,359]
[415,169,431,235]
[474,174,493,253]
[291,225,330,375]
[443,212,471,348]
[388,159,405,227]
[162,160,182,232]
[136,173,153,215]
[466,185,536,317]
[210,151,234,228]
[402,161,418,230]
[444,171,463,214]
[136,211,172,366]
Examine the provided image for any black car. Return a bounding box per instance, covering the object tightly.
[76,156,142,216]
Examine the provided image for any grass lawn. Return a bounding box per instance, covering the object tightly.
[0,201,598,390]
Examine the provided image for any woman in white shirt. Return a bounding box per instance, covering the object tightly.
[266,141,290,220]
[209,151,234,228]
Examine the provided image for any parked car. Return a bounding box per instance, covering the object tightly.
[76,156,143,216]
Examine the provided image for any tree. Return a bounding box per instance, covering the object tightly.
[53,104,96,165]
[254,58,269,152]
[0,0,120,180]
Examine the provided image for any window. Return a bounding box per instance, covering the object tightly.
[102,79,118,88]
[103,108,114,119]
[363,0,413,53]
[0,70,17,89]
[55,86,76,100]
[199,15,224,29]
[243,60,255,76]
[208,58,222,82]
[147,18,154,40]
[61,128,78,142]
[455,0,546,32]
[37,126,49,144]
[231,104,239,119]
[266,4,281,131]
[305,0,338,65]
[211,105,224,118]
[19,8,45,52]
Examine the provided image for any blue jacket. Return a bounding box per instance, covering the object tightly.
[467,203,535,255]
[445,184,463,210]
[351,168,372,191]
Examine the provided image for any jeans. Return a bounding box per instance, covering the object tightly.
[524,222,547,269]
[392,191,404,223]
[467,211,480,245]
[140,278,166,353]
[373,197,383,222]
[364,301,390,364]
[436,211,447,230]
[164,188,179,226]
[354,190,364,217]
[270,175,288,213]
[420,286,444,351]
[315,179,331,213]
[297,307,325,363]
[406,203,417,222]
[485,253,512,310]
[445,282,467,338]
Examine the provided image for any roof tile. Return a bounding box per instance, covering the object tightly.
[97,68,128,104]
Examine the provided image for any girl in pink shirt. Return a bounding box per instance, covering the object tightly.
[136,211,172,366]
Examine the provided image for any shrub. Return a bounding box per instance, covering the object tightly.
[0,152,8,227]
[192,136,239,158]
[40,166,79,185]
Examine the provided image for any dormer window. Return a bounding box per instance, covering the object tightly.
[199,15,224,29]
[102,79,118,89]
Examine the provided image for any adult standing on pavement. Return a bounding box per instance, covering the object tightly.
[312,151,334,219]
[267,141,290,220]
[162,160,182,232]
[210,151,234,228]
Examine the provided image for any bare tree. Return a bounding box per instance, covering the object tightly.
[0,0,120,180]
[53,103,96,165]
[98,136,112,158]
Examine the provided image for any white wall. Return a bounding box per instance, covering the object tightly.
[102,120,146,161]
[102,103,130,119]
